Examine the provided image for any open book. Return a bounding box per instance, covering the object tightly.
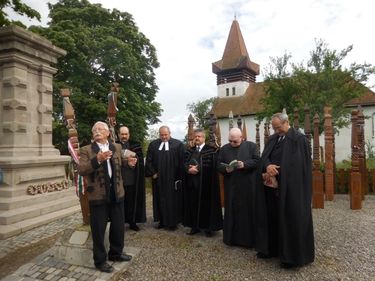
[221,160,238,169]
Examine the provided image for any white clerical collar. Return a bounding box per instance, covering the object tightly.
[158,141,169,151]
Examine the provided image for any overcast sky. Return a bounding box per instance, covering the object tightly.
[10,0,375,139]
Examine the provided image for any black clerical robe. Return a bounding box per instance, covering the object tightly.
[217,141,260,247]
[255,128,315,266]
[145,138,185,227]
[183,145,223,231]
[118,140,146,224]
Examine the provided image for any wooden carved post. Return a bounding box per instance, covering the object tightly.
[242,121,248,141]
[229,110,234,130]
[324,106,334,201]
[357,107,368,199]
[187,114,196,149]
[216,122,222,147]
[237,115,242,130]
[304,105,312,155]
[350,109,362,209]
[61,88,90,225]
[106,82,119,142]
[256,122,260,153]
[293,107,299,130]
[208,113,219,148]
[264,122,270,145]
[208,114,224,207]
[312,113,324,208]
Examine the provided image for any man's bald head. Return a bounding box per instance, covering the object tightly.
[228,128,243,147]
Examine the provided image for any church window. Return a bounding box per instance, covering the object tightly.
[226,88,229,96]
[232,87,236,96]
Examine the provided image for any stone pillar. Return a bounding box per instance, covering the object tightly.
[0,26,77,239]
[312,113,324,208]
[324,107,335,201]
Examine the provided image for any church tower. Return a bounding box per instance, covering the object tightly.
[212,19,259,98]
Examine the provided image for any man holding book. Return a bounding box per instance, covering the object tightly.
[217,128,260,247]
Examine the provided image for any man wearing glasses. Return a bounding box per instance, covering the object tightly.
[217,127,260,247]
[255,112,314,268]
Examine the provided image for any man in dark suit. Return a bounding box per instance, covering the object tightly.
[118,126,146,231]
[145,125,185,230]
[183,128,223,237]
[78,121,135,273]
[217,127,260,248]
[255,112,314,268]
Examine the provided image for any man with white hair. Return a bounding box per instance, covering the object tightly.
[78,121,136,273]
[218,127,260,247]
[255,112,314,268]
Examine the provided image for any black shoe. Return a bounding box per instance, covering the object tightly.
[129,223,140,231]
[204,231,213,237]
[187,228,200,235]
[155,223,165,229]
[96,262,114,273]
[256,252,271,259]
[108,254,132,262]
[168,225,177,231]
[280,262,296,269]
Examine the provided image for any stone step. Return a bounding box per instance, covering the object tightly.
[0,205,81,239]
[0,193,79,225]
[0,187,76,210]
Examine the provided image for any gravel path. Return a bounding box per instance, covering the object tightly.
[119,194,375,281]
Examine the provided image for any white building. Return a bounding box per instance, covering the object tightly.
[211,19,375,162]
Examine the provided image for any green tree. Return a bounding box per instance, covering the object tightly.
[0,0,41,27]
[259,39,375,130]
[186,97,216,130]
[29,0,161,153]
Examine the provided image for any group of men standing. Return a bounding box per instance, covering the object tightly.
[78,112,314,273]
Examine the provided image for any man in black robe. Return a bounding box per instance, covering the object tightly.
[145,126,185,230]
[183,128,223,237]
[217,128,259,247]
[255,112,314,268]
[118,126,146,231]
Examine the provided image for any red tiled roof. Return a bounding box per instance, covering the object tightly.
[212,20,259,75]
[346,90,375,106]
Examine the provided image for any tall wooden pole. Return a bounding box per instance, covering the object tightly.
[350,109,362,209]
[312,113,324,208]
[324,106,335,201]
[61,88,90,225]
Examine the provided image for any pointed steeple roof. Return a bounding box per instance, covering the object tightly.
[212,19,259,75]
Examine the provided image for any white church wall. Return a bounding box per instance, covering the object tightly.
[216,106,375,162]
[217,81,249,98]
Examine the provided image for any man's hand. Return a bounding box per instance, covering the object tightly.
[236,161,244,169]
[266,164,280,176]
[127,157,137,168]
[152,173,158,179]
[188,165,199,175]
[97,150,112,163]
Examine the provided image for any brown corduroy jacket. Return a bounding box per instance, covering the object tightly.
[78,141,126,205]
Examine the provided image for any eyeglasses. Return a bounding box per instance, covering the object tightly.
[228,140,240,144]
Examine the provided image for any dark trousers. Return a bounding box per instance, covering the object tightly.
[124,184,136,223]
[89,201,125,266]
[264,186,279,257]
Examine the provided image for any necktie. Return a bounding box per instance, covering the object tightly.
[196,146,200,152]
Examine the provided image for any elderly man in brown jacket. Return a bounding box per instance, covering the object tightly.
[78,121,137,273]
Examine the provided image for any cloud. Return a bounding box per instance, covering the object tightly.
[10,0,375,140]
